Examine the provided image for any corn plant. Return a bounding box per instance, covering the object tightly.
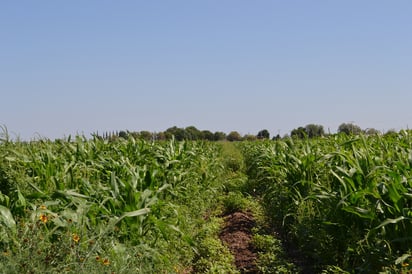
[241,132,412,272]
[0,135,225,273]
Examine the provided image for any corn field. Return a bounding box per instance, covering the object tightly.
[1,130,412,273]
[0,135,225,273]
[240,132,412,273]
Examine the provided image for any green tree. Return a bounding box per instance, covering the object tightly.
[272,134,281,140]
[291,127,307,139]
[338,123,362,135]
[243,134,257,141]
[156,132,166,141]
[139,131,153,141]
[185,126,201,140]
[364,128,380,135]
[226,131,242,142]
[165,126,186,141]
[384,129,398,138]
[117,130,127,139]
[257,129,270,139]
[305,124,324,138]
[213,131,227,141]
[201,130,214,141]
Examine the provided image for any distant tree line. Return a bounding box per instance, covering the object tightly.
[94,122,389,142]
[95,126,228,142]
[290,123,383,139]
[94,126,270,142]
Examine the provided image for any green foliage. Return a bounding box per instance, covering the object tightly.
[214,131,227,141]
[305,124,324,138]
[227,131,242,142]
[253,234,300,273]
[223,192,248,214]
[240,133,412,272]
[0,137,226,273]
[290,126,307,139]
[0,125,10,144]
[4,127,411,272]
[257,129,270,140]
[201,130,215,141]
[221,142,244,173]
[162,126,227,141]
[192,216,237,273]
[243,134,257,141]
[338,122,363,135]
[291,124,324,139]
[364,128,380,135]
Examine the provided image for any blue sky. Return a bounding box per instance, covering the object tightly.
[1,1,412,139]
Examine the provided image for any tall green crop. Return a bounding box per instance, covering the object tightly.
[241,132,412,272]
[0,136,224,273]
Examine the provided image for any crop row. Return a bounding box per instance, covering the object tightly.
[0,136,225,273]
[240,132,412,272]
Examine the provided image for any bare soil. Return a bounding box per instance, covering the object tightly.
[219,211,258,273]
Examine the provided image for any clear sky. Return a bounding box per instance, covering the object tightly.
[1,1,412,140]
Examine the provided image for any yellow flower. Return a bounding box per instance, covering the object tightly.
[102,258,110,266]
[39,214,48,224]
[95,256,100,262]
[402,262,409,267]
[40,205,47,210]
[72,233,80,243]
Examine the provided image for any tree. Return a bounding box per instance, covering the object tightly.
[201,130,214,141]
[364,128,380,135]
[272,134,281,140]
[185,126,201,140]
[165,126,186,141]
[118,130,128,139]
[305,124,324,138]
[213,131,226,141]
[156,132,166,141]
[226,131,242,142]
[129,131,140,139]
[384,129,398,138]
[243,134,257,141]
[257,129,270,139]
[139,131,153,141]
[291,127,307,139]
[338,123,362,135]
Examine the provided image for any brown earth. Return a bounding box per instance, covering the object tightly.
[219,211,258,273]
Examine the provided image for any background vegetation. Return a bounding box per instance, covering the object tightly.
[93,122,387,143]
[1,125,411,273]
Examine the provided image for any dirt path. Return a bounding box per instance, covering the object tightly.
[219,211,258,273]
[214,143,313,273]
